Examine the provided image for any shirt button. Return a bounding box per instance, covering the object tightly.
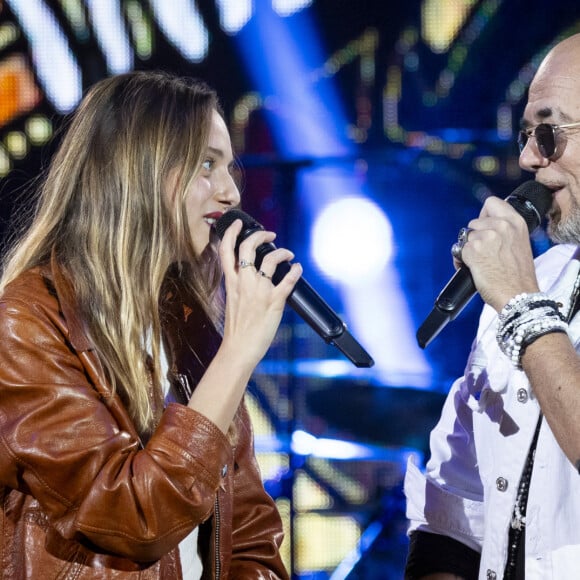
[496,477,508,492]
[221,464,228,477]
[487,570,497,580]
[517,388,528,403]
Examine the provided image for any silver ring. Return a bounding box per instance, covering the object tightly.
[451,242,464,262]
[457,227,473,245]
[258,270,272,280]
[239,259,254,269]
[451,227,473,262]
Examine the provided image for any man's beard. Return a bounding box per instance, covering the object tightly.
[548,196,580,244]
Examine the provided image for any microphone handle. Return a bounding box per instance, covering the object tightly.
[434,266,475,314]
[254,241,374,368]
[416,267,475,349]
[263,249,346,339]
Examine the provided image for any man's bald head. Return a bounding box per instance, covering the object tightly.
[534,34,580,88]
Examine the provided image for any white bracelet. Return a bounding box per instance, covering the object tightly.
[497,293,567,369]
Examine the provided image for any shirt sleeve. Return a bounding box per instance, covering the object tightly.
[404,373,486,554]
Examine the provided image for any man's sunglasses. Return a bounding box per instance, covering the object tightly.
[518,121,580,159]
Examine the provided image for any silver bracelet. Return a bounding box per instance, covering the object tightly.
[497,293,567,369]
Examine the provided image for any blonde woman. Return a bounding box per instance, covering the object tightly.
[0,71,301,578]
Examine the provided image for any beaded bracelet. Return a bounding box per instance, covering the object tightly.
[497,292,568,369]
[500,318,567,368]
[497,292,564,332]
[498,304,563,339]
[498,292,563,326]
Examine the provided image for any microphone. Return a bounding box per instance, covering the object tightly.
[214,209,374,368]
[416,180,552,349]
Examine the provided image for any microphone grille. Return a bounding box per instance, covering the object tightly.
[506,180,552,232]
[214,209,260,240]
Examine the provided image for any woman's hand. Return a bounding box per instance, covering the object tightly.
[187,219,302,432]
[218,218,303,367]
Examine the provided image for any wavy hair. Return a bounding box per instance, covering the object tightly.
[0,71,224,433]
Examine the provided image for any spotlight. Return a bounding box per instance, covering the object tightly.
[311,197,393,285]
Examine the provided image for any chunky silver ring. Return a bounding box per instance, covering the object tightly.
[457,227,472,245]
[239,259,254,269]
[258,270,272,280]
[451,242,464,262]
[451,227,473,262]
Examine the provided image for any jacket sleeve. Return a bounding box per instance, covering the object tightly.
[229,401,289,579]
[0,295,231,562]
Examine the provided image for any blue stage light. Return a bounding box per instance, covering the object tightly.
[233,3,431,389]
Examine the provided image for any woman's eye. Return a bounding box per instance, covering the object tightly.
[202,159,213,171]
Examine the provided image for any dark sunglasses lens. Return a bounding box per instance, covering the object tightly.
[535,124,556,158]
[518,131,528,153]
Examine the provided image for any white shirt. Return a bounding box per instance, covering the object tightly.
[405,244,580,579]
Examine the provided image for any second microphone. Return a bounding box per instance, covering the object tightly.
[214,209,374,368]
[416,180,553,349]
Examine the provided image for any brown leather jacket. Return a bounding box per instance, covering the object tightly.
[0,260,288,579]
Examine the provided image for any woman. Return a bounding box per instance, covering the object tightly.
[0,71,301,578]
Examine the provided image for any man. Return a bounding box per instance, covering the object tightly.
[404,33,580,579]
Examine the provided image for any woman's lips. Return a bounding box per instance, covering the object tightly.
[203,211,224,227]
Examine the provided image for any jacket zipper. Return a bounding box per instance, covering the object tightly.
[213,494,221,579]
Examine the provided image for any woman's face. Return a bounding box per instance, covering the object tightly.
[180,109,241,255]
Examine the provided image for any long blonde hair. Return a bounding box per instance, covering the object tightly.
[1,71,224,433]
